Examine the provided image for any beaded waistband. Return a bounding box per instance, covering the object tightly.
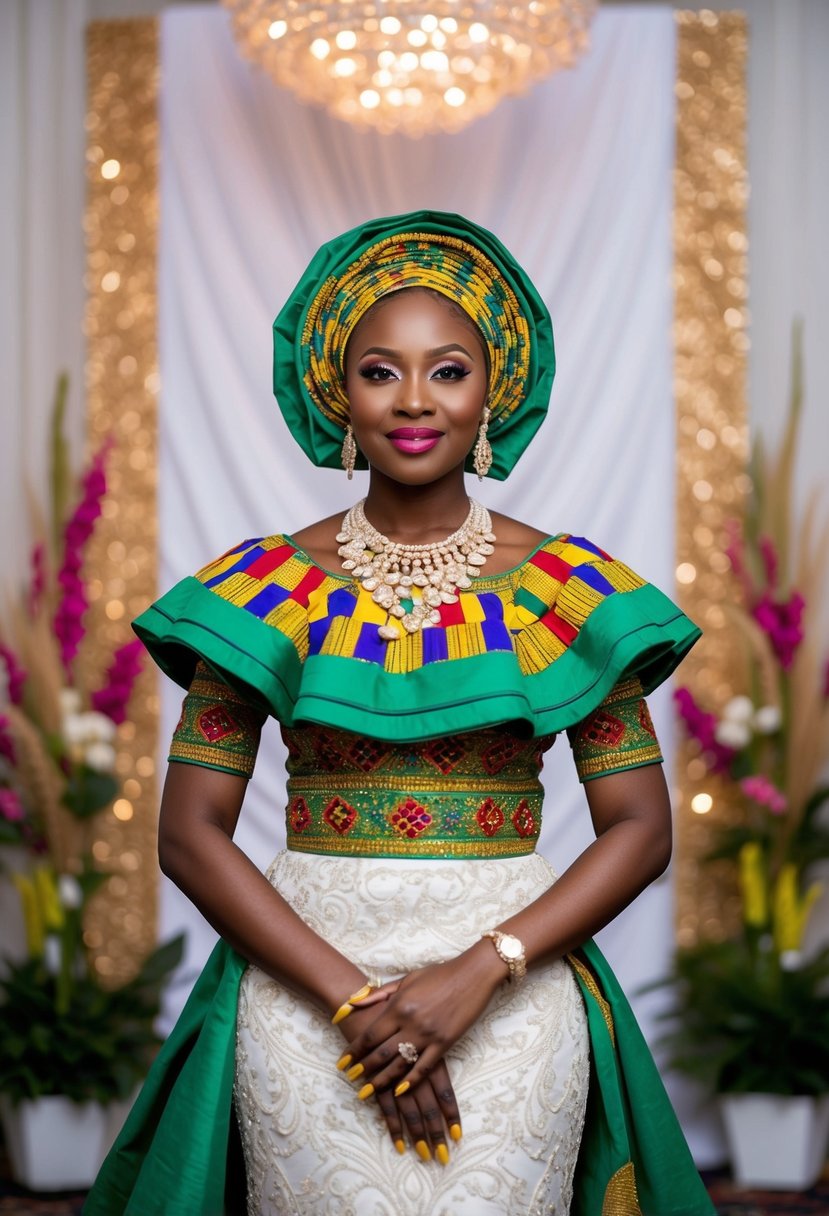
[284,777,541,860]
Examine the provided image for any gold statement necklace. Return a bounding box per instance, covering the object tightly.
[337,498,496,641]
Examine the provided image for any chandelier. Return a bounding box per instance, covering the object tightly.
[220,2,598,137]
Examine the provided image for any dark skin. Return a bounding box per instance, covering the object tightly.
[158,288,673,1163]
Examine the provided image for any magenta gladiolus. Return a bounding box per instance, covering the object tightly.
[0,643,26,706]
[674,687,736,773]
[91,640,144,725]
[53,443,111,679]
[28,543,46,617]
[758,536,779,591]
[752,591,806,670]
[0,713,15,764]
[0,787,24,822]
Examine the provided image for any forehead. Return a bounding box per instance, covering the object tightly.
[349,287,486,350]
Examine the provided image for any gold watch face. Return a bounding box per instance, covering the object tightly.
[499,935,523,959]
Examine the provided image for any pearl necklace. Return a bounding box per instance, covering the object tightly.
[337,499,496,641]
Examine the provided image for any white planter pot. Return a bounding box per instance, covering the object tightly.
[0,1092,133,1191]
[720,1092,829,1191]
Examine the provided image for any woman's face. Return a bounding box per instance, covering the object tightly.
[344,288,488,486]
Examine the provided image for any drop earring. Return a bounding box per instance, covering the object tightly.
[472,407,493,481]
[341,424,357,480]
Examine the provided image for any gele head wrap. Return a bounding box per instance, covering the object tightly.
[272,210,555,480]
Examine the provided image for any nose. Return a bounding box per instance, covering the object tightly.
[394,372,434,416]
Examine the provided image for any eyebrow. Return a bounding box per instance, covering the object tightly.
[358,343,477,360]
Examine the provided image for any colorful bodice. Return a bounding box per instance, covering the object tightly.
[281,722,555,860]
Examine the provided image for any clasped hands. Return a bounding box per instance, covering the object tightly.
[331,950,506,1163]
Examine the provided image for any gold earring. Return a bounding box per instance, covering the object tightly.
[341,424,357,480]
[473,407,492,481]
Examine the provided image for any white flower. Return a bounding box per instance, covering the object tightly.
[62,713,89,748]
[78,711,117,743]
[780,949,802,971]
[59,687,82,716]
[84,740,116,773]
[722,695,754,724]
[714,719,751,750]
[58,874,83,910]
[754,704,782,735]
[43,934,62,976]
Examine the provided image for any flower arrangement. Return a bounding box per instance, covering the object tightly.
[0,377,182,1105]
[656,331,829,1097]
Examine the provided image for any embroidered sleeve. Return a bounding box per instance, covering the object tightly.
[168,661,266,778]
[567,676,663,783]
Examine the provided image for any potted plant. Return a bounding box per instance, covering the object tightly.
[0,378,183,1190]
[656,332,829,1190]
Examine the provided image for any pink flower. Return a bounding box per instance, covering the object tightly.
[674,687,737,773]
[0,788,24,822]
[758,536,779,591]
[0,713,15,764]
[740,774,788,814]
[91,640,144,725]
[724,519,755,603]
[53,442,111,678]
[752,591,806,670]
[28,542,46,617]
[0,643,26,705]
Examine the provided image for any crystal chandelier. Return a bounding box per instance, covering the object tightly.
[220,1,598,137]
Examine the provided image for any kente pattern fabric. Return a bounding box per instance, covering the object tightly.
[568,675,663,782]
[271,211,556,480]
[169,661,265,778]
[134,533,701,745]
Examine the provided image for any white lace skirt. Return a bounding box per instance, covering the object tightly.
[234,851,589,1216]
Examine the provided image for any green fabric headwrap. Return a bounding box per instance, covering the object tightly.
[272,210,555,480]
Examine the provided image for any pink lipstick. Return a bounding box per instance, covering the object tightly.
[387,427,443,454]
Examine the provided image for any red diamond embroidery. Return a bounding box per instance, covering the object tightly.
[583,712,625,749]
[348,737,389,773]
[481,736,524,775]
[288,797,311,833]
[512,800,537,838]
[322,796,357,835]
[423,737,466,775]
[476,798,505,837]
[198,706,239,743]
[639,700,657,737]
[389,797,433,840]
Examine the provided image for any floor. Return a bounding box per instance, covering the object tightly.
[1,1170,829,1215]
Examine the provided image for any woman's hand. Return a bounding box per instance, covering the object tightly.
[335,996,462,1160]
[340,943,507,1098]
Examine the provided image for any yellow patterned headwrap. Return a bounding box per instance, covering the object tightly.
[273,211,555,480]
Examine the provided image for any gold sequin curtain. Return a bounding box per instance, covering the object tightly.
[82,12,748,968]
[673,11,748,946]
[84,20,160,982]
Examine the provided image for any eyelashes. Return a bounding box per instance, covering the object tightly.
[358,360,471,382]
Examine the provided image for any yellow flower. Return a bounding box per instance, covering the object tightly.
[773,863,822,953]
[738,842,768,928]
[12,874,44,957]
[33,865,64,931]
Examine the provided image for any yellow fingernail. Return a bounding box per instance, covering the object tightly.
[415,1140,431,1162]
[394,1138,406,1155]
[357,1083,374,1101]
[449,1123,463,1142]
[347,984,372,1003]
[331,1002,353,1025]
[394,1081,410,1097]
[346,1063,365,1081]
[436,1144,450,1166]
[335,1054,352,1071]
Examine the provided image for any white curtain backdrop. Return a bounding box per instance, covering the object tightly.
[155,0,723,1152]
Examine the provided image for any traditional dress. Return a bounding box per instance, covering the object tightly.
[84,531,716,1216]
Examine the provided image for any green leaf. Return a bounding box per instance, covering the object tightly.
[62,767,119,819]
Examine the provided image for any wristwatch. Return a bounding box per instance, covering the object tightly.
[482,930,527,983]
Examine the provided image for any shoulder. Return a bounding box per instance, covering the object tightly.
[486,513,549,576]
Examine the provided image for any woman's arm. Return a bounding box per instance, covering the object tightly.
[158,760,367,1013]
[345,761,672,1094]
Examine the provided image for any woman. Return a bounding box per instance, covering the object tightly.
[85,211,715,1215]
